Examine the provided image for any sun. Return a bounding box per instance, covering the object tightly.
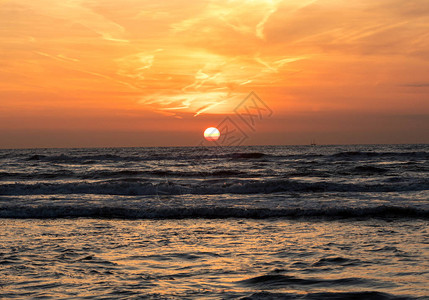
[204,127,220,141]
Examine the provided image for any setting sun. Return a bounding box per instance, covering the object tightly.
[204,127,220,141]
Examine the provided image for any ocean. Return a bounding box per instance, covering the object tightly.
[0,144,428,299]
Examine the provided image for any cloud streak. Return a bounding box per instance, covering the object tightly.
[14,0,128,42]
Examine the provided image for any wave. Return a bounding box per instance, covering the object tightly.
[81,169,248,179]
[0,164,422,180]
[331,151,429,159]
[15,149,429,166]
[0,169,249,180]
[351,165,389,174]
[240,291,418,300]
[0,205,427,219]
[0,170,76,180]
[1,178,428,195]
[22,151,269,164]
[25,153,139,163]
[230,152,265,159]
[312,256,363,267]
[239,274,385,288]
[255,151,428,161]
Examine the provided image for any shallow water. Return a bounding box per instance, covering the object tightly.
[1,219,428,299]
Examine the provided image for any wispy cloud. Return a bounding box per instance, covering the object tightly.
[116,52,157,82]
[35,51,79,63]
[254,56,306,73]
[256,0,284,39]
[171,0,283,40]
[15,0,128,42]
[139,91,247,117]
[34,50,140,91]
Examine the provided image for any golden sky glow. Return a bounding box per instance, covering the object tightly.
[0,0,428,147]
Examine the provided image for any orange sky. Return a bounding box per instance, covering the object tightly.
[1,0,428,148]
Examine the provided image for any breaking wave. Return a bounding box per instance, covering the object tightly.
[1,178,428,196]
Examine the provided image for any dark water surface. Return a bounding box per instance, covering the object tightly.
[0,145,428,298]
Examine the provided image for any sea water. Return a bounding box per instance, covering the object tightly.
[0,145,428,299]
